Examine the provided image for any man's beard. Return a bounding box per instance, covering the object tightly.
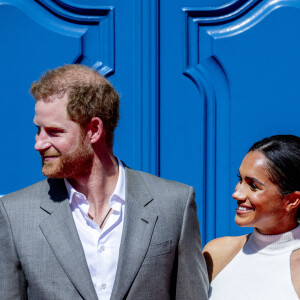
[41,136,93,179]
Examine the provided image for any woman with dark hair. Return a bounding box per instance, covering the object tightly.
[204,135,300,299]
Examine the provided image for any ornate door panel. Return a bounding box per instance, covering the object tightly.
[0,0,130,194]
[1,0,300,243]
[160,0,300,242]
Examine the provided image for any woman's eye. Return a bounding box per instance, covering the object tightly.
[249,182,258,189]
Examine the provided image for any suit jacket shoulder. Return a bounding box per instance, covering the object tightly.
[125,167,193,207]
[1,178,67,208]
[0,178,97,300]
[112,166,208,299]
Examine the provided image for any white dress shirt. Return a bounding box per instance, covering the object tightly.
[64,158,126,300]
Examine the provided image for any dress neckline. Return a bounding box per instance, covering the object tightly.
[246,225,300,254]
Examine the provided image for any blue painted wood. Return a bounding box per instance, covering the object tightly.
[1,0,300,245]
[0,0,115,194]
[130,0,159,175]
[0,0,159,196]
[108,0,160,175]
[35,0,115,76]
[181,0,259,244]
[161,0,300,243]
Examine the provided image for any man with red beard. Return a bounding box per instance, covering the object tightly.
[0,64,208,300]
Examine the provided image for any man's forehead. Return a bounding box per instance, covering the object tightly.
[34,95,68,112]
[33,97,70,125]
[36,92,67,103]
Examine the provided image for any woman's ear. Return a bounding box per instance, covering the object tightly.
[285,191,300,212]
[86,117,104,144]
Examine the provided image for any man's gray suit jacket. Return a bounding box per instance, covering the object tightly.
[0,166,209,299]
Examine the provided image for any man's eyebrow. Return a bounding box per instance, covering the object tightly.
[245,176,265,186]
[32,121,64,130]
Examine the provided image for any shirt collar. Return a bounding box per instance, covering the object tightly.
[64,157,126,212]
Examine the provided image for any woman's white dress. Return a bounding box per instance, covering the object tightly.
[209,225,300,299]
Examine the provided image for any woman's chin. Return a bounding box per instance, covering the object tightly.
[234,215,252,228]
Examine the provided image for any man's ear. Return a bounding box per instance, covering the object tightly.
[285,191,300,212]
[86,117,104,144]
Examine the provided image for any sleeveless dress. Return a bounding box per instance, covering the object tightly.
[209,225,300,299]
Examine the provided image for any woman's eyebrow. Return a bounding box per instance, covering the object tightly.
[245,176,265,186]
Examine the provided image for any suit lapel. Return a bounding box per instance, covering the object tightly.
[111,168,158,300]
[39,179,98,300]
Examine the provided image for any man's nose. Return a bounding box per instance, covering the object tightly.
[34,134,51,152]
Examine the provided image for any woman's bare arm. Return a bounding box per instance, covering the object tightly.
[203,235,248,282]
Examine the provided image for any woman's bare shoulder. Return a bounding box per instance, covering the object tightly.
[203,235,248,282]
[203,235,247,255]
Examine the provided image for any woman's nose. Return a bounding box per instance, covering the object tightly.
[232,184,246,200]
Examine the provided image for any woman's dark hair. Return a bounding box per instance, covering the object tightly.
[249,135,300,195]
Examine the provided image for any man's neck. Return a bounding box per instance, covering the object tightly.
[68,152,119,211]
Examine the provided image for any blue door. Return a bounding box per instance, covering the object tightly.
[160,0,300,242]
[1,0,300,244]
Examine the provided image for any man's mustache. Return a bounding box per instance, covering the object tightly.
[40,150,61,158]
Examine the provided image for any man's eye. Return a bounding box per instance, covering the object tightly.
[35,126,41,135]
[50,130,60,135]
[236,173,242,183]
[47,128,63,135]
